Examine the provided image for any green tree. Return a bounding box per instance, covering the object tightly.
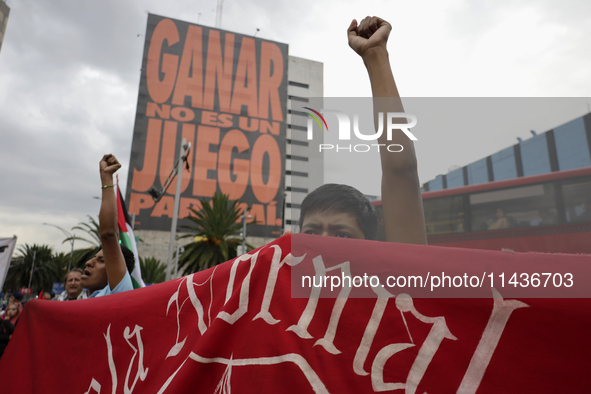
[67,215,102,268]
[139,257,166,284]
[178,193,253,274]
[51,252,72,278]
[3,244,62,293]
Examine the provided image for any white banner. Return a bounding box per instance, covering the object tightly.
[0,237,17,291]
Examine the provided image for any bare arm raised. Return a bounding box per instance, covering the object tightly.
[99,154,128,288]
[348,16,427,245]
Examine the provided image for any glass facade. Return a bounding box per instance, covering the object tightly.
[466,158,489,185]
[554,117,591,171]
[491,146,518,181]
[423,112,591,192]
[521,134,551,177]
[446,167,465,189]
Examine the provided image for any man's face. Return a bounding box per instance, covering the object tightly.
[301,210,365,239]
[65,271,83,299]
[81,250,108,293]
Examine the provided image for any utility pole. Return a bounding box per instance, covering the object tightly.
[28,250,37,290]
[174,245,185,278]
[146,138,191,281]
[166,138,188,282]
[238,208,251,255]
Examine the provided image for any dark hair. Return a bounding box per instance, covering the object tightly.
[10,292,24,301]
[63,268,84,286]
[120,245,136,274]
[298,184,377,240]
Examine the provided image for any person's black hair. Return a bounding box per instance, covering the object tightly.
[120,245,135,274]
[298,184,378,240]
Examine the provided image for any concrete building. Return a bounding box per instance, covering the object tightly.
[284,56,324,230]
[423,113,591,192]
[0,0,9,56]
[135,55,324,267]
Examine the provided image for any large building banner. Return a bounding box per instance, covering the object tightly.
[126,14,288,238]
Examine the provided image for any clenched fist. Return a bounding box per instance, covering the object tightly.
[347,16,392,58]
[100,154,121,179]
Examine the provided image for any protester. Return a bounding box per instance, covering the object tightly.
[299,16,427,245]
[80,154,134,298]
[0,293,23,318]
[2,303,20,329]
[55,268,88,301]
[488,208,510,230]
[0,301,22,360]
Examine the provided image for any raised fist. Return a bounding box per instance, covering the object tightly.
[347,16,392,57]
[100,154,121,176]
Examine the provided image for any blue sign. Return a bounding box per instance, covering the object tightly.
[52,282,64,295]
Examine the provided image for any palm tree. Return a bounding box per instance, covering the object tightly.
[139,257,166,284]
[52,252,72,277]
[70,215,101,246]
[66,215,102,268]
[178,193,253,274]
[3,244,62,293]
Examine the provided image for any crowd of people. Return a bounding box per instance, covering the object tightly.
[0,16,426,366]
[0,153,140,359]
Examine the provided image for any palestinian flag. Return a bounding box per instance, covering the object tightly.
[116,184,145,288]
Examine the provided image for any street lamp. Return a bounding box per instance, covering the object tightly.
[238,208,252,255]
[43,223,75,271]
[147,138,192,281]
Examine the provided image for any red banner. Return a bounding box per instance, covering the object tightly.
[1,235,590,393]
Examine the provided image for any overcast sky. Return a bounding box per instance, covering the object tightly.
[1,0,590,254]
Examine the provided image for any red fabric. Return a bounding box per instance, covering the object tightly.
[0,234,589,393]
[116,186,128,234]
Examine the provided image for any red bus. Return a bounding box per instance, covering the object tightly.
[373,166,591,253]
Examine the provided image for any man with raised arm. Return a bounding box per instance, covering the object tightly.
[81,154,135,297]
[299,16,427,245]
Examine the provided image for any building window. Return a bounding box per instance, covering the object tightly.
[286,155,308,162]
[287,139,309,147]
[562,178,591,223]
[287,186,308,193]
[288,95,309,103]
[289,81,309,88]
[288,124,307,131]
[469,183,557,231]
[289,109,308,117]
[423,196,465,235]
[286,170,308,177]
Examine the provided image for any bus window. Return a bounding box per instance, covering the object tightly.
[469,183,557,231]
[423,196,465,235]
[562,179,591,223]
